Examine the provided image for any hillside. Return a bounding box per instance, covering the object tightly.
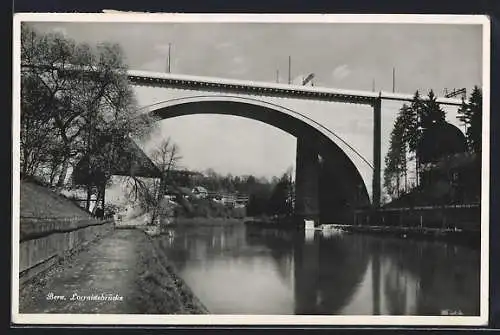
[20,180,93,220]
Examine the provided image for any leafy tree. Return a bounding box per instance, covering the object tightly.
[397,104,416,192]
[383,107,408,199]
[246,192,269,217]
[407,91,425,154]
[407,91,428,187]
[245,177,274,217]
[266,170,294,216]
[457,86,482,153]
[383,89,447,201]
[383,155,397,200]
[421,90,446,129]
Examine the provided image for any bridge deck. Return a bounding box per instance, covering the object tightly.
[127,70,463,106]
[22,63,463,106]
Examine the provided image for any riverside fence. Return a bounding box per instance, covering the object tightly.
[354,204,480,232]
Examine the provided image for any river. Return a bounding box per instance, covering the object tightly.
[156,223,480,315]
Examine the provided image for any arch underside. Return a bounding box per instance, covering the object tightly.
[149,99,371,224]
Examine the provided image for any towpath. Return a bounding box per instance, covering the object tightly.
[19,228,145,314]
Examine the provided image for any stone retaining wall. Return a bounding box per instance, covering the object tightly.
[19,218,114,284]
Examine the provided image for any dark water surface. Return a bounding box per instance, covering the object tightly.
[157,224,480,315]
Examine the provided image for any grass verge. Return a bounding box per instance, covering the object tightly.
[131,231,209,314]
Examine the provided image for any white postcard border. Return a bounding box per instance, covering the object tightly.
[11,13,491,326]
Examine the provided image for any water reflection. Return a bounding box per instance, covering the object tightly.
[157,224,479,315]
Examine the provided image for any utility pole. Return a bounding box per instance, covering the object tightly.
[276,69,280,83]
[392,67,396,93]
[167,43,171,73]
[372,79,376,92]
[288,56,291,84]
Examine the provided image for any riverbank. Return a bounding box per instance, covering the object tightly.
[243,219,480,247]
[135,230,209,314]
[169,216,246,226]
[336,224,480,247]
[244,216,295,229]
[19,228,208,314]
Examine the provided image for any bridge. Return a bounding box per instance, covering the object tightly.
[124,69,462,226]
[41,64,463,226]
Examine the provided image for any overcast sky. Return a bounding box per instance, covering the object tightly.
[27,20,483,180]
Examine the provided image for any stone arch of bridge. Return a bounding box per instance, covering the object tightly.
[142,95,372,225]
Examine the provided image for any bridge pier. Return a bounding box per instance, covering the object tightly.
[372,96,382,209]
[295,136,320,228]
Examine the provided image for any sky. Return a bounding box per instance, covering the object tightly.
[27,19,483,182]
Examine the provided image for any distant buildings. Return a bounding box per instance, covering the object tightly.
[164,186,192,199]
[161,166,253,211]
[211,192,249,207]
[192,186,209,199]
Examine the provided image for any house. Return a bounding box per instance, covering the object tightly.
[236,195,249,206]
[164,186,193,200]
[221,194,236,207]
[192,186,209,199]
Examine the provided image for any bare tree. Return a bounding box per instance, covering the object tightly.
[20,23,156,213]
[120,138,182,225]
[20,24,74,178]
